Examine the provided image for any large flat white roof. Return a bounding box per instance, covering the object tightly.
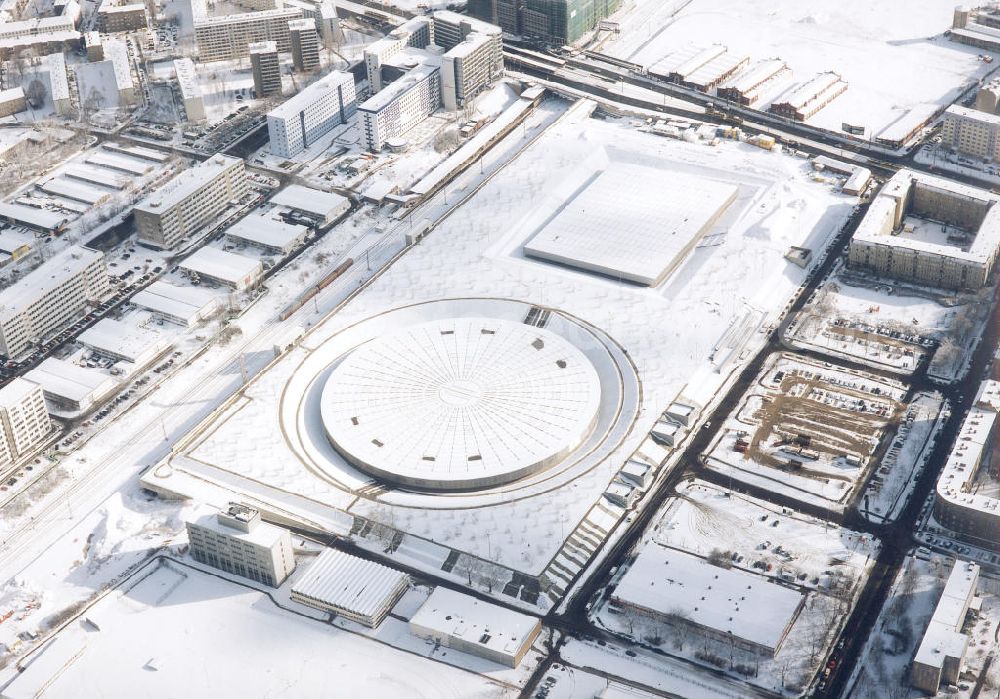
[267,71,353,121]
[523,158,738,286]
[936,380,1000,517]
[25,357,117,403]
[179,246,262,285]
[270,184,349,219]
[410,586,540,657]
[291,549,408,619]
[189,511,286,548]
[914,561,979,669]
[77,316,171,363]
[613,545,805,653]
[0,377,42,410]
[0,202,71,230]
[225,212,307,251]
[131,280,220,323]
[0,245,101,321]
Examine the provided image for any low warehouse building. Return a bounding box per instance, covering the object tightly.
[291,548,409,627]
[270,184,350,226]
[131,280,222,327]
[77,316,173,369]
[225,212,308,255]
[409,586,541,668]
[179,247,263,291]
[24,357,118,414]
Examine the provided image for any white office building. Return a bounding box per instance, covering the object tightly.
[267,71,356,158]
[0,245,109,359]
[359,62,440,151]
[134,155,248,250]
[0,378,51,470]
[187,503,295,587]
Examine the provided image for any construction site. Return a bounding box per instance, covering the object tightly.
[705,353,909,510]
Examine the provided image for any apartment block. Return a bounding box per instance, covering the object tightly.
[440,26,503,110]
[250,40,281,97]
[97,0,147,32]
[267,70,356,158]
[174,57,205,121]
[44,53,72,116]
[468,0,621,44]
[288,18,319,72]
[911,561,979,694]
[0,245,109,359]
[942,104,1000,162]
[186,503,295,587]
[193,7,302,62]
[359,63,440,151]
[134,155,249,250]
[0,378,51,470]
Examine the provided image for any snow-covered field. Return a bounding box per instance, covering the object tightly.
[593,481,878,697]
[0,559,514,699]
[704,352,909,511]
[141,101,854,610]
[603,0,995,145]
[787,263,994,383]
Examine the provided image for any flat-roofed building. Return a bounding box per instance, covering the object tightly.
[78,316,172,368]
[178,246,263,291]
[43,53,72,115]
[611,545,805,657]
[288,18,319,72]
[717,59,788,106]
[434,11,503,111]
[0,378,51,470]
[225,211,308,254]
[102,37,136,105]
[85,30,102,60]
[97,0,147,33]
[769,71,847,122]
[267,70,356,158]
[291,549,409,627]
[911,561,980,694]
[362,16,433,93]
[134,154,248,250]
[24,356,118,413]
[174,57,204,121]
[186,503,295,587]
[848,169,1000,290]
[942,104,1000,162]
[409,587,541,668]
[194,7,302,62]
[131,280,222,327]
[249,40,281,98]
[270,184,350,225]
[0,87,25,117]
[0,245,109,359]
[359,62,440,151]
[318,0,342,48]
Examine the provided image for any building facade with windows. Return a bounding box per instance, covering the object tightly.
[358,63,440,151]
[249,40,281,97]
[267,70,356,158]
[288,18,319,72]
[193,7,302,62]
[0,245,109,359]
[134,155,248,250]
[186,503,295,587]
[468,0,620,44]
[0,378,51,470]
[942,104,1000,162]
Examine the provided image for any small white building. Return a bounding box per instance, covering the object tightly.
[77,315,173,368]
[270,184,350,226]
[179,247,263,291]
[131,280,222,327]
[291,548,409,627]
[186,503,295,587]
[225,211,308,255]
[409,587,541,668]
[24,357,119,414]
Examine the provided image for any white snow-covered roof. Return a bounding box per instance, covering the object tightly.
[0,245,101,320]
[721,58,786,94]
[613,545,805,653]
[774,71,844,110]
[225,212,306,252]
[319,317,601,490]
[0,229,33,252]
[291,549,408,619]
[267,71,354,121]
[0,202,69,230]
[270,184,349,220]
[134,154,239,213]
[173,57,200,100]
[936,380,1000,518]
[86,151,152,175]
[523,159,738,286]
[410,586,540,657]
[78,316,171,363]
[914,561,978,669]
[0,376,42,409]
[25,357,118,404]
[131,280,220,324]
[188,510,286,548]
[44,52,69,102]
[179,247,262,286]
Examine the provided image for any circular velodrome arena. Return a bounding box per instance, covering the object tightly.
[320,318,602,490]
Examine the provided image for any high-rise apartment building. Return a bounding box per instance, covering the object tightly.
[267,70,356,158]
[359,63,440,151]
[134,155,249,250]
[249,40,282,97]
[942,104,1000,162]
[0,378,51,470]
[468,0,621,45]
[193,7,302,62]
[288,18,319,72]
[0,245,109,359]
[186,503,295,587]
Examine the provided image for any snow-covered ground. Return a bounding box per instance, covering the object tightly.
[602,0,995,145]
[786,263,993,383]
[140,100,854,610]
[0,559,516,698]
[704,352,909,511]
[592,481,878,697]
